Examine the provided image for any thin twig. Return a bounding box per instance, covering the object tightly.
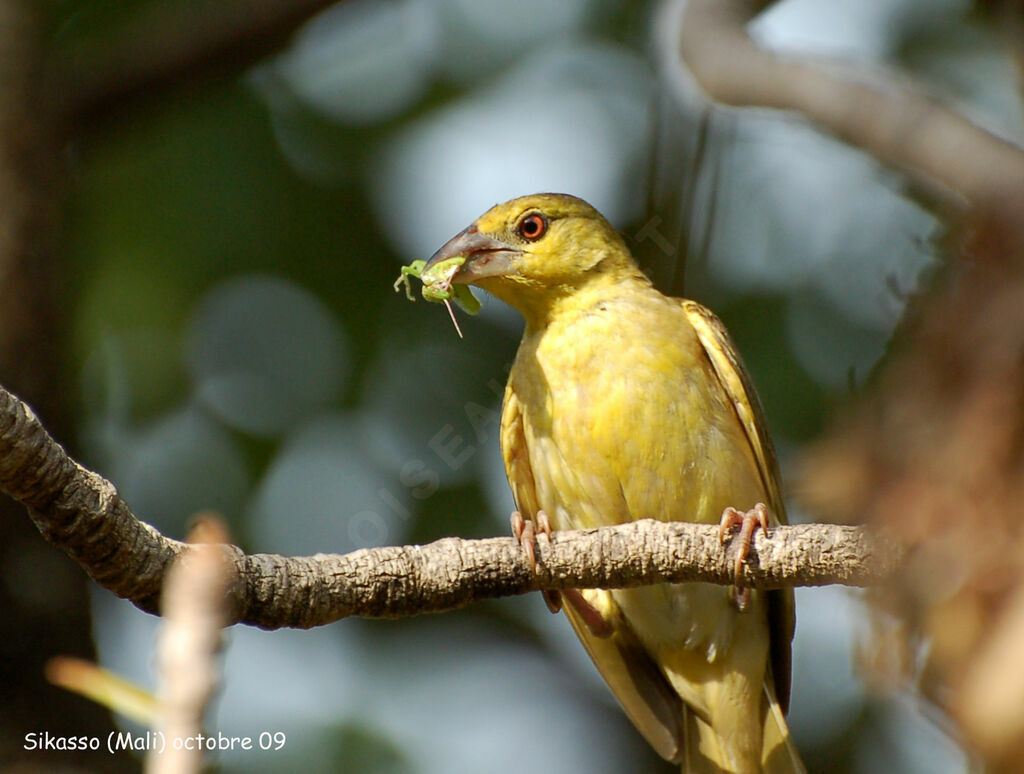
[148,518,234,774]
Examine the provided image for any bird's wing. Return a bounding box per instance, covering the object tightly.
[500,386,687,762]
[681,301,784,520]
[682,300,795,712]
[499,385,542,522]
[563,590,688,764]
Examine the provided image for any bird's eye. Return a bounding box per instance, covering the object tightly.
[518,213,547,241]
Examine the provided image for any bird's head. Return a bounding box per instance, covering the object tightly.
[423,193,640,323]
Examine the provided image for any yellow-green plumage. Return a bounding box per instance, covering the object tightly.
[425,193,803,773]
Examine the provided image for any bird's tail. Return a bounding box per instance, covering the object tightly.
[680,704,728,774]
[679,682,805,774]
[759,680,805,774]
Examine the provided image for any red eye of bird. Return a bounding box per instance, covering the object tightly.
[518,213,547,241]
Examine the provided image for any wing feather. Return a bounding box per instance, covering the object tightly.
[682,300,795,713]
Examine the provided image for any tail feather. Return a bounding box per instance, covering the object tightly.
[681,705,730,774]
[678,682,805,774]
[760,681,806,774]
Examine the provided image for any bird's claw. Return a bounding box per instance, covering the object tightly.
[510,510,560,613]
[510,510,535,569]
[718,503,769,612]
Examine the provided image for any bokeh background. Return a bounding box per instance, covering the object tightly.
[3,0,1023,771]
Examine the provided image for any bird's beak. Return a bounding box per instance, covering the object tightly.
[424,226,521,283]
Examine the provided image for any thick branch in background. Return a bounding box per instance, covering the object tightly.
[662,0,1024,203]
[0,382,902,632]
[47,0,338,127]
[0,2,134,770]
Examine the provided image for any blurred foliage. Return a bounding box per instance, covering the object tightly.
[801,197,1024,772]
[17,0,1023,772]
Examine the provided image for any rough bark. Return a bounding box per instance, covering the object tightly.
[0,382,902,632]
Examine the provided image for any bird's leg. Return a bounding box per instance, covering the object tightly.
[509,511,614,637]
[510,510,561,613]
[718,503,769,613]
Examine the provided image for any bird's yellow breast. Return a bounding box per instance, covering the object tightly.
[506,277,766,534]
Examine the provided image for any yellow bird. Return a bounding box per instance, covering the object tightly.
[423,193,803,774]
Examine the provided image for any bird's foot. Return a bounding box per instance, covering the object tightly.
[718,503,769,613]
[509,511,613,636]
[510,510,561,613]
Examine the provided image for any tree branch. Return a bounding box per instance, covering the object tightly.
[660,0,1024,202]
[0,382,903,631]
[48,0,339,128]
